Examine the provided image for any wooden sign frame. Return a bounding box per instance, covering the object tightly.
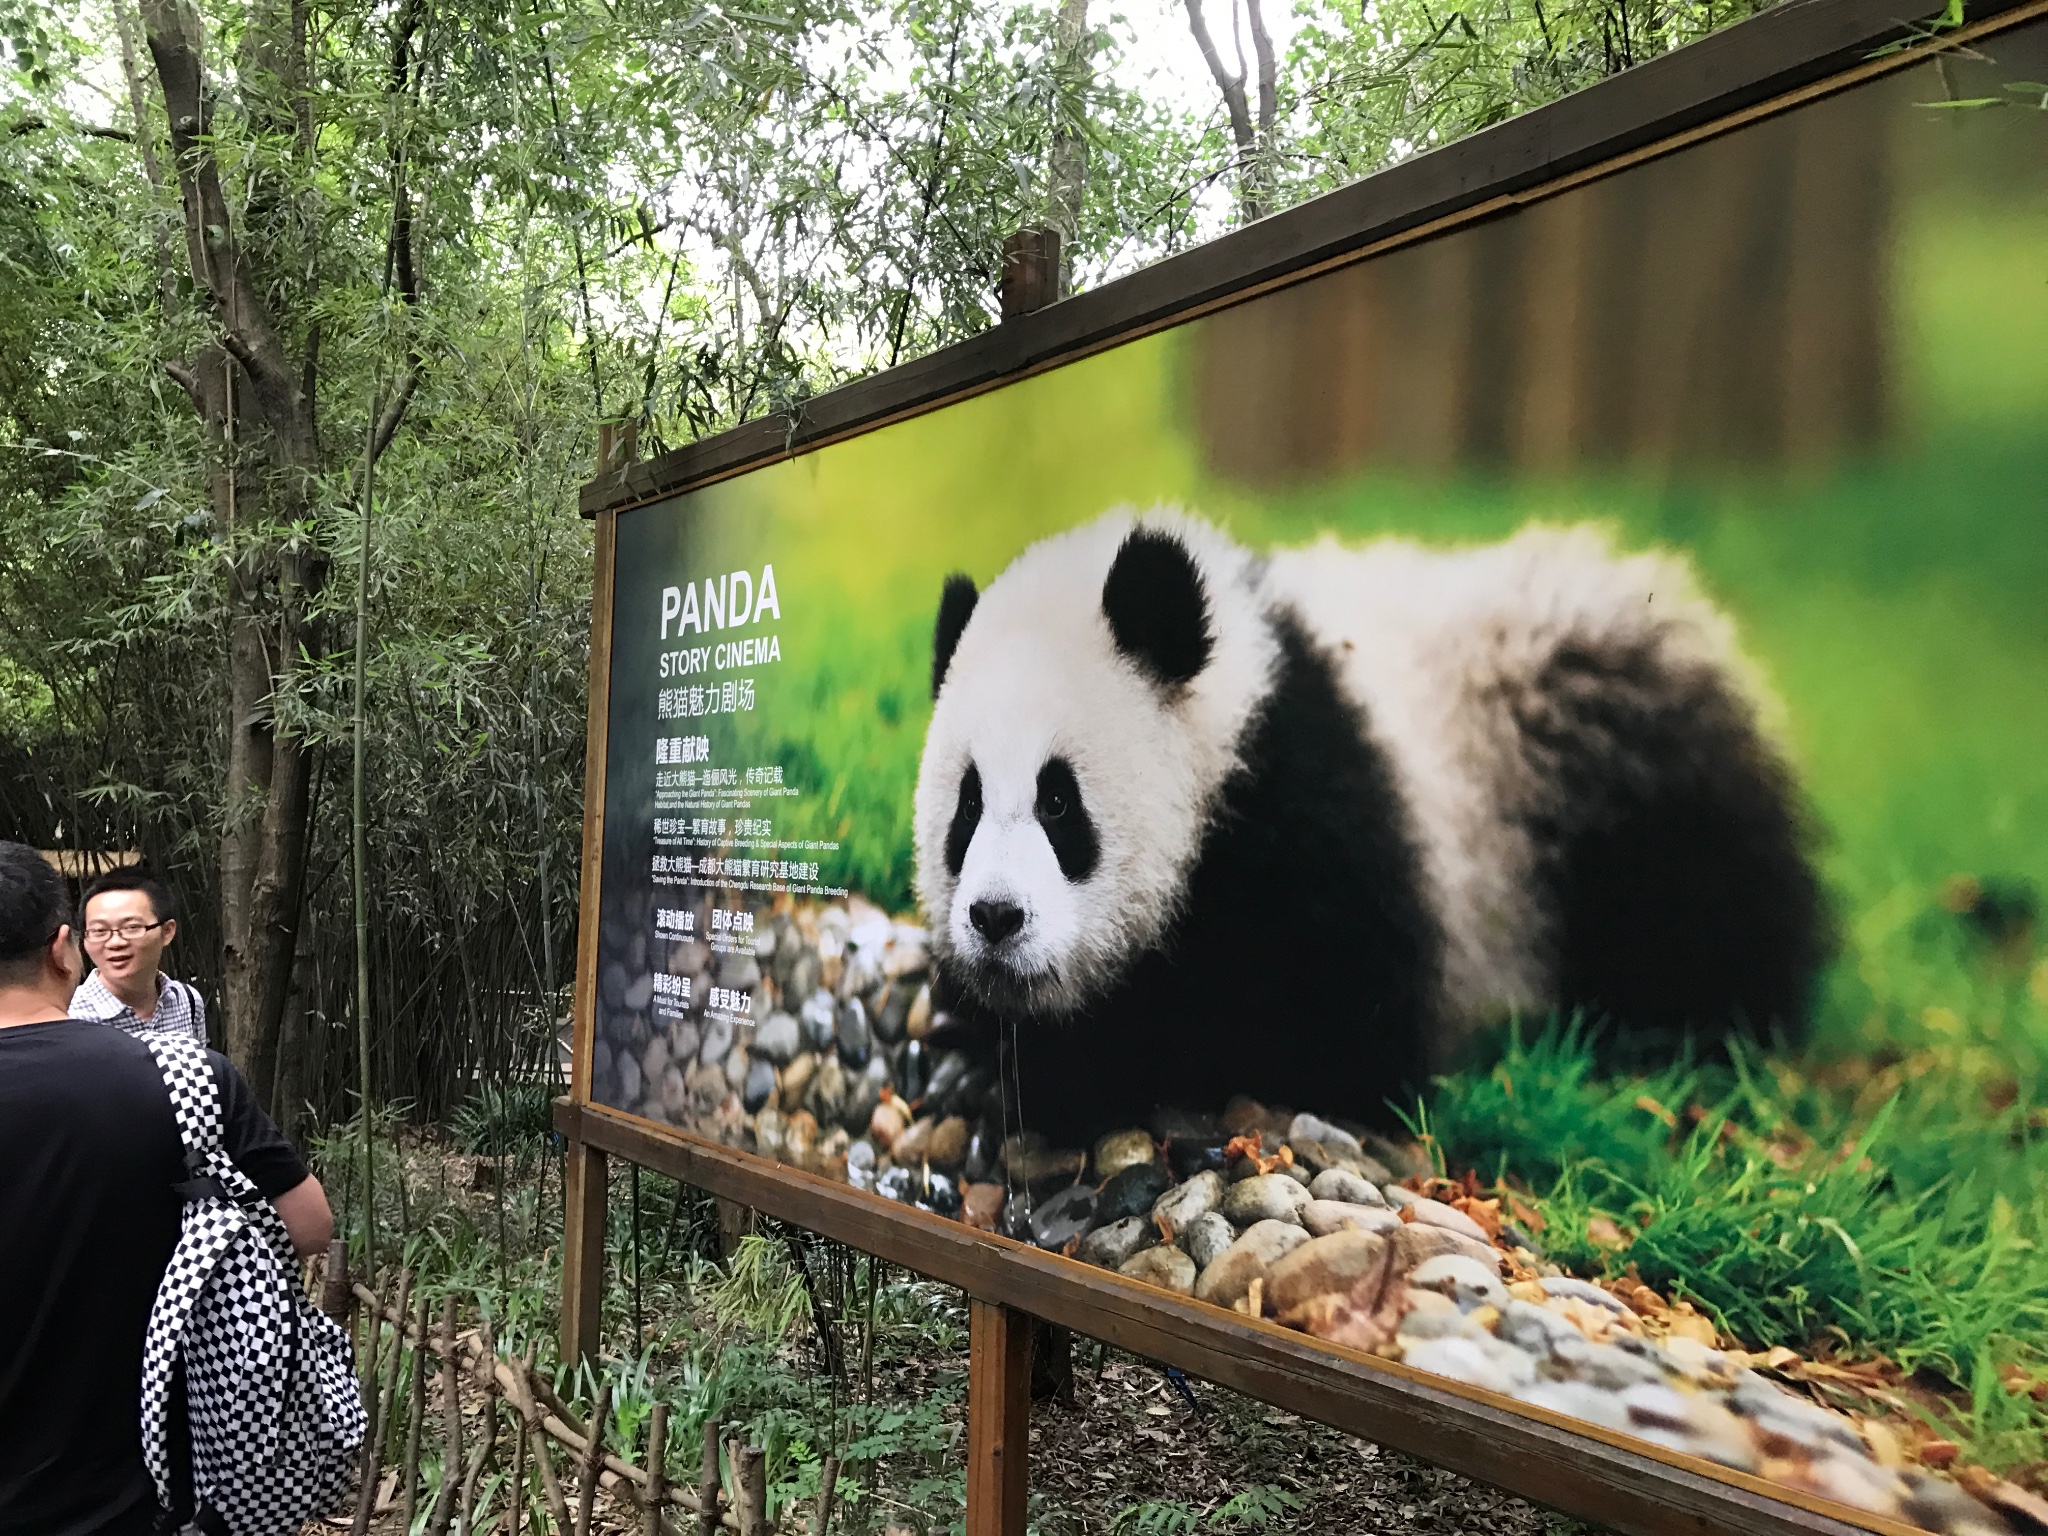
[563,2,2048,1529]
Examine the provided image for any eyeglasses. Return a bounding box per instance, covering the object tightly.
[85,920,168,943]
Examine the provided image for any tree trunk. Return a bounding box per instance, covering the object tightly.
[1048,0,1089,297]
[143,0,325,1105]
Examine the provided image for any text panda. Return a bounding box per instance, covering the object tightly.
[911,508,1827,1141]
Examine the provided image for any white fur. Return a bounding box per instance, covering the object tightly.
[913,509,1278,1016]
[1261,522,1762,1047]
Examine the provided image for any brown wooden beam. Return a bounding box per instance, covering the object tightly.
[568,508,617,1108]
[561,1138,608,1367]
[967,1300,1031,1536]
[556,1099,1919,1536]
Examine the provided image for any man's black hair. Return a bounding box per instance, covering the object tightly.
[81,866,176,926]
[0,841,69,986]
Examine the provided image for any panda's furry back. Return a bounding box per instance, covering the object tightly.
[1263,523,1822,1067]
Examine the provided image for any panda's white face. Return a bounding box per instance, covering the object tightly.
[912,511,1278,1020]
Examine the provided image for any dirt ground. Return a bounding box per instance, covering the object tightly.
[1022,1349,1596,1536]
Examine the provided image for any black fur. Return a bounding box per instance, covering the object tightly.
[958,612,1444,1141]
[945,764,982,877]
[1034,757,1099,881]
[932,574,980,698]
[1517,639,1828,1062]
[1102,530,1214,690]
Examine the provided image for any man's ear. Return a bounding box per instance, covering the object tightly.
[48,924,81,990]
[160,917,177,949]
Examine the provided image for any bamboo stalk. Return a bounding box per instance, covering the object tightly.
[810,1457,838,1536]
[642,1403,668,1536]
[574,1381,610,1536]
[401,1291,431,1533]
[426,1297,463,1536]
[697,1420,721,1536]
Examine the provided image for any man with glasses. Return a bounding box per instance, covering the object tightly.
[71,867,207,1045]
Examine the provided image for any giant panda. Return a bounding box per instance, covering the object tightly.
[912,508,1826,1142]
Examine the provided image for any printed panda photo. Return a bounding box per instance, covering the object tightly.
[587,33,2048,1521]
[913,510,1827,1143]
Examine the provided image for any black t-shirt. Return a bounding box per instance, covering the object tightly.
[0,1020,308,1536]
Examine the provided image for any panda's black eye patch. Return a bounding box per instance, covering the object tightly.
[1035,757,1098,882]
[946,763,982,877]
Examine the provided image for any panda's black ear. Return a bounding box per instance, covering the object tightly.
[932,574,979,698]
[1103,528,1213,690]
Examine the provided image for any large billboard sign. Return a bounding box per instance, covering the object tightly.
[572,10,2048,1533]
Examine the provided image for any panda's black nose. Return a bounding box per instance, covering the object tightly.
[968,900,1025,944]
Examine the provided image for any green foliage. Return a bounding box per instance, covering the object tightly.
[1281,0,1782,207]
[1420,983,2048,1471]
[451,1080,560,1159]
[1110,1484,1305,1534]
[706,1233,813,1344]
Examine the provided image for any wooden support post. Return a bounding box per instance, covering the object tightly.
[1028,1319,1076,1405]
[999,227,1061,320]
[966,1300,1030,1536]
[714,1196,755,1257]
[561,1138,608,1367]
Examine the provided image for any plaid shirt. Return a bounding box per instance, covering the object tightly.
[70,969,208,1046]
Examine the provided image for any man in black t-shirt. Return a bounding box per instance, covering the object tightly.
[0,844,335,1536]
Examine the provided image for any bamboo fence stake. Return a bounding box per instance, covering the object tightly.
[319,1237,352,1320]
[810,1457,838,1536]
[574,1381,611,1536]
[350,1274,402,1536]
[379,1270,416,1455]
[458,1392,501,1536]
[346,1284,738,1531]
[401,1291,431,1533]
[697,1420,721,1536]
[426,1297,463,1536]
[508,1416,529,1536]
[510,1352,575,1536]
[736,1445,767,1536]
[642,1404,669,1536]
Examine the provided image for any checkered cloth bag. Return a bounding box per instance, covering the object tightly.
[139,1037,365,1536]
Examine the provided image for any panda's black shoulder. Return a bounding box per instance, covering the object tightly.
[1147,609,1445,1121]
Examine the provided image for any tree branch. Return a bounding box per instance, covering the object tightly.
[1183,0,1255,154]
[6,114,135,140]
[1183,0,1267,218]
[164,357,203,408]
[1246,0,1277,143]
[368,371,419,471]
